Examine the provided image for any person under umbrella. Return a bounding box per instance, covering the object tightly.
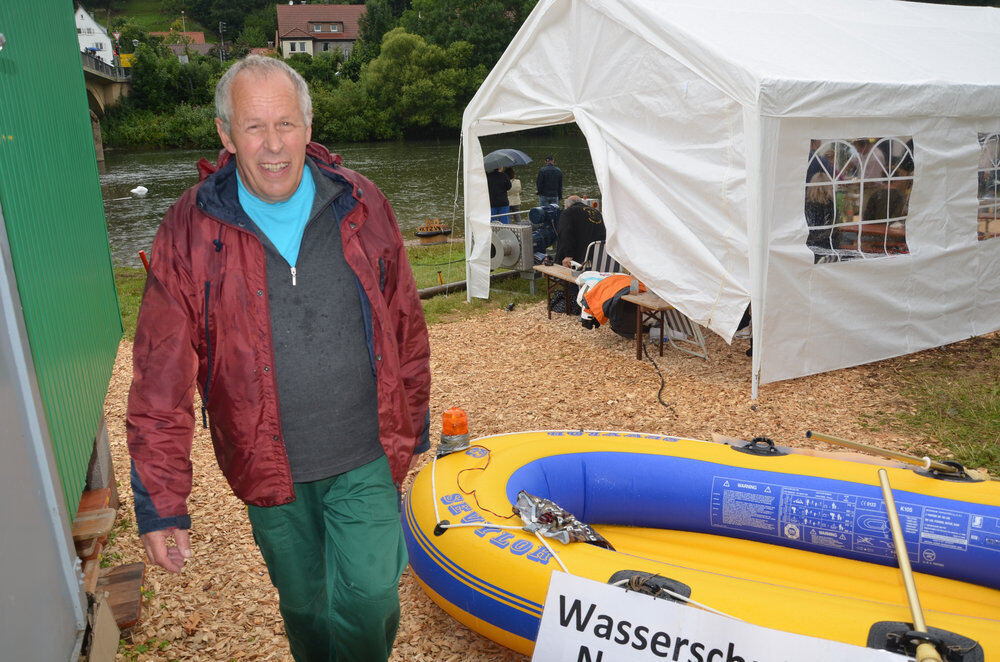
[483,149,531,223]
[483,148,532,172]
[487,167,511,223]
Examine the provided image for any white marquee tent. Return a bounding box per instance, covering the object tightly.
[461,0,1000,395]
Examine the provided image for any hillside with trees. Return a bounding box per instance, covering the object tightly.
[100,0,995,147]
[100,0,537,147]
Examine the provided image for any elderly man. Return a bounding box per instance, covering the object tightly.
[556,195,606,267]
[126,55,430,662]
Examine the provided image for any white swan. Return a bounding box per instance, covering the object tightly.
[130,185,148,197]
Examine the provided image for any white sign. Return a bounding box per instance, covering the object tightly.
[532,572,909,662]
[113,31,121,41]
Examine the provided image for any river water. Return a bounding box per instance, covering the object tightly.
[100,133,599,267]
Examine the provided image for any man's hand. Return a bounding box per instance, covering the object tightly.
[141,527,192,573]
[562,257,573,267]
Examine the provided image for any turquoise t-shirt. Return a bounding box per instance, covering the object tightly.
[237,165,316,267]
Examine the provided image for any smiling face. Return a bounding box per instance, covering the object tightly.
[215,70,311,204]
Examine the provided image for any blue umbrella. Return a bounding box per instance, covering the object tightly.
[483,148,532,171]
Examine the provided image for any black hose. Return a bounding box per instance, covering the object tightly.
[642,340,676,415]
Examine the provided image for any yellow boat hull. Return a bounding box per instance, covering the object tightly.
[402,431,1000,657]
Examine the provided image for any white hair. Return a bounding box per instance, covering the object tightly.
[215,55,312,132]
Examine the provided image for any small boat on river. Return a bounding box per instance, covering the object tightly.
[415,219,452,244]
[402,430,1000,658]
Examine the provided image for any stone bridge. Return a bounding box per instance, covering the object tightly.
[81,51,130,161]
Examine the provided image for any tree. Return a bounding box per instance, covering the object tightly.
[400,0,537,69]
[242,6,278,46]
[364,28,486,135]
[161,0,192,16]
[128,43,175,111]
[187,0,273,41]
[126,43,221,112]
[162,18,192,45]
[308,28,486,142]
[356,0,403,55]
[236,25,267,48]
[108,17,156,53]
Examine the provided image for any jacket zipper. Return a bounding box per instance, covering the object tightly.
[202,280,213,428]
[197,209,293,490]
[290,266,297,286]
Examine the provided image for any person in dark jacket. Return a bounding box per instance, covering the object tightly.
[556,195,606,267]
[126,55,430,662]
[486,167,511,223]
[804,171,836,252]
[536,154,563,206]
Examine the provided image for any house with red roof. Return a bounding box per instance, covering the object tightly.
[276,3,366,58]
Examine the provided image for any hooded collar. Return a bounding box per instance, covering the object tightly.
[195,142,353,230]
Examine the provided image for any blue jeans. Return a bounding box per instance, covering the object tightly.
[490,205,510,224]
[538,195,559,207]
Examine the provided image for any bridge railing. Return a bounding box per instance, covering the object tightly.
[80,50,130,81]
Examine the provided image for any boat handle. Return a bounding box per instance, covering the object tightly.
[732,436,788,457]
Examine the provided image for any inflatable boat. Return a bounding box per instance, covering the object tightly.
[414,219,452,245]
[402,430,1000,658]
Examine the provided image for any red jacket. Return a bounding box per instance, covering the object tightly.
[126,143,430,534]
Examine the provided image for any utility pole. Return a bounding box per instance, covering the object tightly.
[218,21,226,63]
[180,10,189,60]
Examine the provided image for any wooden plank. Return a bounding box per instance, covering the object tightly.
[82,558,101,595]
[75,535,100,559]
[77,487,111,514]
[622,290,671,311]
[532,263,576,282]
[71,508,115,542]
[81,539,104,565]
[97,562,146,630]
[87,594,121,662]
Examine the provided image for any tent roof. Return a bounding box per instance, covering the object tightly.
[588,0,1000,117]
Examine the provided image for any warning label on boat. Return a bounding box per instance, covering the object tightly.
[708,476,997,565]
[709,478,781,535]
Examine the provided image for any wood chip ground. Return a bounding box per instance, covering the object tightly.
[103,301,955,661]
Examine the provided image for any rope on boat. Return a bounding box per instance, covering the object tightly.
[431,450,443,523]
[429,446,570,574]
[428,444,747,619]
[431,450,519,531]
[532,529,570,574]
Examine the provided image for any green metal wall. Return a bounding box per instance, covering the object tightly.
[0,2,123,517]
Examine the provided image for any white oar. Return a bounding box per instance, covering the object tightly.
[877,468,943,662]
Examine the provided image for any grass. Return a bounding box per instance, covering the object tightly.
[406,241,467,290]
[99,0,211,34]
[405,241,545,324]
[113,241,545,338]
[114,265,147,340]
[863,335,1000,475]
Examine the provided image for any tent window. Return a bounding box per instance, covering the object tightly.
[804,137,914,264]
[977,133,1000,241]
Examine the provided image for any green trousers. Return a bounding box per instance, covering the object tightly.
[247,455,407,662]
